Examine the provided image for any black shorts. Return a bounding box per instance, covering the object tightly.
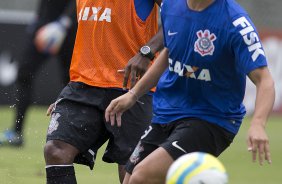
[125,118,235,174]
[46,82,152,170]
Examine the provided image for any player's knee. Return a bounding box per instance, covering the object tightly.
[128,166,150,184]
[44,141,74,164]
[128,174,145,184]
[44,142,63,163]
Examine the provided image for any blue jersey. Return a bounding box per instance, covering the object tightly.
[153,0,267,134]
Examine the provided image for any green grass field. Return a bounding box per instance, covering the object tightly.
[0,106,281,184]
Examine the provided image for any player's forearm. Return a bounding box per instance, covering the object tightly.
[131,48,169,97]
[251,74,275,127]
[145,26,164,54]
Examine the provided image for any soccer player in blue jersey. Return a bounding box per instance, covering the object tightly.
[105,0,275,183]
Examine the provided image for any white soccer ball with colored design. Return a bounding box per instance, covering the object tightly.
[166,152,228,184]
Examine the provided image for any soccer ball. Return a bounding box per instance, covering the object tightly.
[166,152,228,184]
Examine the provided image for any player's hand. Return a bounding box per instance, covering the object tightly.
[34,18,69,55]
[46,103,55,116]
[120,53,151,89]
[247,122,271,165]
[105,92,137,127]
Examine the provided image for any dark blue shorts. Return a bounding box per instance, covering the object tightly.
[46,82,152,170]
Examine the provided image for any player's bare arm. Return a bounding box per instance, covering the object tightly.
[106,48,169,126]
[121,26,164,89]
[247,66,275,165]
[121,0,164,89]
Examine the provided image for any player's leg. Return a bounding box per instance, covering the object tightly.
[0,24,48,146]
[122,123,170,184]
[102,90,153,183]
[44,140,79,184]
[122,173,130,184]
[125,118,235,184]
[118,165,126,183]
[44,100,104,183]
[127,147,174,184]
[44,99,81,184]
[44,88,106,183]
[13,37,47,134]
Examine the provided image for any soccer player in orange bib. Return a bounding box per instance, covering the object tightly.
[44,0,163,183]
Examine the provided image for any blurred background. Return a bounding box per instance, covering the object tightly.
[0,0,66,105]
[0,0,282,110]
[0,0,281,184]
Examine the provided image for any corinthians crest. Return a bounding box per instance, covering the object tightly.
[194,29,217,56]
[129,142,144,164]
[47,113,61,135]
